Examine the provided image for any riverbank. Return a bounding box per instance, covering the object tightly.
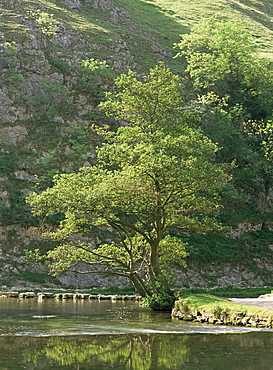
[3,289,273,328]
[172,294,273,328]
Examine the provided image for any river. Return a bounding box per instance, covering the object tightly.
[1,297,273,369]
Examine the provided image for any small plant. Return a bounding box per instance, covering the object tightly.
[27,10,59,58]
[212,304,226,319]
[35,12,59,38]
[0,42,24,88]
[48,56,71,75]
[11,271,61,285]
[141,274,177,311]
[76,58,113,102]
[142,291,176,311]
[30,82,74,121]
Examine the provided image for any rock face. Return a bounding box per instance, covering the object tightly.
[175,259,273,289]
[0,0,174,290]
[0,0,273,290]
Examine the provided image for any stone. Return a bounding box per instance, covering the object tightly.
[0,59,9,69]
[19,292,35,298]
[183,313,194,322]
[208,317,218,325]
[73,293,90,299]
[62,293,74,299]
[62,0,81,10]
[111,295,123,300]
[97,294,111,300]
[0,125,28,144]
[37,292,55,299]
[54,294,63,299]
[241,317,250,325]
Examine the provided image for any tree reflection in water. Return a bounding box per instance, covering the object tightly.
[23,334,188,369]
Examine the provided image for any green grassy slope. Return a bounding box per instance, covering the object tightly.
[2,0,273,69]
[119,0,273,61]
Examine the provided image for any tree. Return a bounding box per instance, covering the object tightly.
[176,18,273,121]
[243,119,273,228]
[26,63,231,310]
[76,58,114,103]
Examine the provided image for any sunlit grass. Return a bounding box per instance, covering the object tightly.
[121,0,273,60]
[184,294,273,318]
[2,0,273,67]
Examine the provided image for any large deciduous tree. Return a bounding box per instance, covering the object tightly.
[176,18,273,121]
[27,63,231,310]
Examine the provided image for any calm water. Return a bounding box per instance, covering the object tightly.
[0,298,273,369]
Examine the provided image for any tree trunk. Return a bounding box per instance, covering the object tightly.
[129,272,151,297]
[150,242,161,277]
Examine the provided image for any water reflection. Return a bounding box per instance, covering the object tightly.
[21,335,187,369]
[1,298,273,369]
[2,332,273,369]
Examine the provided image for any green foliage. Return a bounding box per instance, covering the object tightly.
[29,122,92,187]
[11,271,60,285]
[142,291,176,311]
[27,63,231,310]
[88,285,136,295]
[0,42,24,88]
[179,286,272,298]
[176,18,273,121]
[30,82,75,121]
[36,11,59,37]
[142,274,177,311]
[26,10,59,61]
[244,119,273,161]
[76,58,114,102]
[0,188,34,226]
[242,120,273,226]
[48,56,72,75]
[0,152,17,174]
[185,229,273,269]
[27,10,59,38]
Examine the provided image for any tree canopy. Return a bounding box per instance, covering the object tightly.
[27,63,231,310]
[176,18,273,121]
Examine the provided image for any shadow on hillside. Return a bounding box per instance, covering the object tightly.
[228,0,273,32]
[35,0,191,68]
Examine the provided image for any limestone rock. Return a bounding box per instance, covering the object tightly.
[0,125,28,144]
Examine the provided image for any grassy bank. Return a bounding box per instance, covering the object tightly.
[173,294,273,327]
[178,286,273,298]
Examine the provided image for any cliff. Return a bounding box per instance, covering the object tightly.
[1,0,273,290]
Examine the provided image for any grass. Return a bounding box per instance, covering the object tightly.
[178,286,272,298]
[118,0,273,61]
[182,294,273,318]
[2,0,273,73]
[16,285,137,295]
[11,271,61,285]
[87,285,136,295]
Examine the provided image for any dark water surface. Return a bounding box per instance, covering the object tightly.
[0,298,273,369]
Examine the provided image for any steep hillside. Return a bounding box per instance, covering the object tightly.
[1,0,273,289]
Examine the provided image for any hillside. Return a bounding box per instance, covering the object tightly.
[1,0,273,290]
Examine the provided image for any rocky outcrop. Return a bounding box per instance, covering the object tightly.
[0,0,273,291]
